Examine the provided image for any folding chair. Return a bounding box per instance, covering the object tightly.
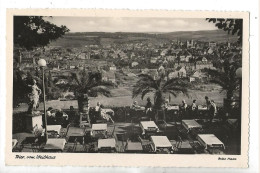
[107,125,116,138]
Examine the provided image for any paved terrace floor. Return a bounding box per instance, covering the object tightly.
[12,121,241,154]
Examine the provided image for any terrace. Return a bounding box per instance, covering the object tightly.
[12,104,241,154]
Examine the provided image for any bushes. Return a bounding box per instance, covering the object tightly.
[13,112,27,133]
[65,94,75,100]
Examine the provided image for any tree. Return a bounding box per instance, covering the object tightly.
[132,73,190,111]
[13,69,28,107]
[205,59,240,111]
[68,70,114,112]
[14,16,69,50]
[206,18,243,44]
[13,16,69,106]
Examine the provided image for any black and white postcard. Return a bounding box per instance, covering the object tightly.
[5,9,249,167]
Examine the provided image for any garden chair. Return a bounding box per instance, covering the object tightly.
[60,123,71,139]
[66,138,78,152]
[189,141,205,154]
[12,143,24,152]
[142,144,154,153]
[124,106,131,122]
[31,143,44,152]
[107,125,116,138]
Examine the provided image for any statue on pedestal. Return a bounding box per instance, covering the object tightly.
[27,79,42,114]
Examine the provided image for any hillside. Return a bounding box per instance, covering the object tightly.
[48,30,239,48]
[159,30,239,42]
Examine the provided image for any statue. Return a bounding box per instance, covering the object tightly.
[27,79,42,114]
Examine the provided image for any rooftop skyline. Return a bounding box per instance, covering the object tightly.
[44,17,218,33]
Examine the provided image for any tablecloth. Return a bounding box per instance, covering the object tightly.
[47,125,62,135]
[182,120,202,131]
[150,136,172,151]
[43,138,66,151]
[197,134,225,149]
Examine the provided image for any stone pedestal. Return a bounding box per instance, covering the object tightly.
[25,111,43,132]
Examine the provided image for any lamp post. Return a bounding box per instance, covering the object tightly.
[38,59,48,141]
[236,67,242,113]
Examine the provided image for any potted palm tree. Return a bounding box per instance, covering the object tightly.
[132,72,190,122]
[205,58,241,114]
[68,70,114,122]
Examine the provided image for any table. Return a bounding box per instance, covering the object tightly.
[130,107,146,120]
[98,138,116,149]
[134,107,145,111]
[47,125,62,135]
[67,127,86,144]
[125,142,143,153]
[198,105,207,111]
[150,136,173,152]
[227,119,238,129]
[198,105,208,117]
[140,121,159,135]
[12,139,18,149]
[167,105,179,111]
[43,138,66,152]
[182,120,202,131]
[67,127,85,136]
[91,124,108,137]
[197,134,225,150]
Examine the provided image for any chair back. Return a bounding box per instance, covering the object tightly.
[33,124,43,137]
[62,123,71,138]
[107,125,116,138]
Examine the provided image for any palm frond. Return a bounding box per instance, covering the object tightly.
[138,74,155,81]
[141,88,154,100]
[205,69,223,78]
[167,86,189,97]
[168,91,177,97]
[88,86,112,97]
[209,79,226,88]
[162,78,190,91]
[137,74,158,89]
[85,80,114,91]
[71,72,81,86]
[132,86,151,98]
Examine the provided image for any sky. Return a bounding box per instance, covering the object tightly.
[45,17,217,33]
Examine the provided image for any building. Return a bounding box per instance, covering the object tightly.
[209,42,217,47]
[160,49,168,56]
[55,79,68,85]
[142,69,159,80]
[207,48,214,54]
[109,64,117,71]
[189,71,208,82]
[131,62,139,67]
[168,66,187,79]
[101,70,116,83]
[158,65,165,76]
[52,65,60,71]
[187,40,194,48]
[127,72,137,77]
[201,57,208,63]
[179,55,186,62]
[77,52,90,59]
[185,55,192,62]
[195,61,215,70]
[150,57,158,64]
[165,56,176,62]
[69,65,76,69]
